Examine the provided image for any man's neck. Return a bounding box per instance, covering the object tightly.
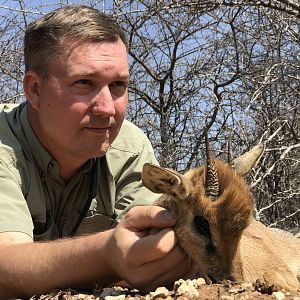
[58,161,85,182]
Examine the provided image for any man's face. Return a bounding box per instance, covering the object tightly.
[27,38,129,165]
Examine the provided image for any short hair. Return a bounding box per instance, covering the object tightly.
[24,5,128,77]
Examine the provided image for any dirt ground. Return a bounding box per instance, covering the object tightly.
[31,278,300,300]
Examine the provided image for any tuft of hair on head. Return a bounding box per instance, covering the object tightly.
[24,5,128,77]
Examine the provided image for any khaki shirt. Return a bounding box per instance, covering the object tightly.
[0,103,159,241]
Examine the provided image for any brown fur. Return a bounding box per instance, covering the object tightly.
[142,159,300,292]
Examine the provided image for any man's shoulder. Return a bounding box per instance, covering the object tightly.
[109,119,149,154]
[0,103,23,164]
[0,103,31,183]
[0,104,30,192]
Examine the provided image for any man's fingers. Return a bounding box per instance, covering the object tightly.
[122,206,176,231]
[138,257,200,294]
[110,205,191,291]
[137,252,192,293]
[123,244,188,289]
[129,227,177,264]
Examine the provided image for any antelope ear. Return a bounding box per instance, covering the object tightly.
[233,143,265,176]
[142,163,190,200]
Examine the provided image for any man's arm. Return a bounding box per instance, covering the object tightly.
[0,231,32,247]
[0,229,117,298]
[0,206,193,298]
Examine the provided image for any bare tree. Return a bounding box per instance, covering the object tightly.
[0,0,299,230]
[114,1,300,230]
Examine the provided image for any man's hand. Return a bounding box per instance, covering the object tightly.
[104,205,197,292]
[0,206,198,298]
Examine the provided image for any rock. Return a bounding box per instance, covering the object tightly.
[273,291,285,300]
[149,286,170,299]
[195,278,206,287]
[228,282,254,294]
[100,287,125,299]
[174,279,199,298]
[104,296,125,300]
[240,282,255,291]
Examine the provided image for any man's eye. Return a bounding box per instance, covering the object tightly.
[75,79,92,85]
[110,81,128,88]
[109,81,128,96]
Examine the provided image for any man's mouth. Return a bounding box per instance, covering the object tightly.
[84,126,110,134]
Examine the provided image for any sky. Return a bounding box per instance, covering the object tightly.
[0,0,115,16]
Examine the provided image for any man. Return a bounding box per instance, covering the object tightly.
[0,5,196,298]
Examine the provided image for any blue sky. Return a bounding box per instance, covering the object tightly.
[0,0,115,16]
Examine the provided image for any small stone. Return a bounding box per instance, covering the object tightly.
[272,291,285,300]
[174,279,199,298]
[228,287,242,294]
[149,286,170,299]
[100,287,124,299]
[76,294,91,299]
[105,296,126,300]
[195,277,206,287]
[240,282,255,291]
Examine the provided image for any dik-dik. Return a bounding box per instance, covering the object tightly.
[142,140,300,292]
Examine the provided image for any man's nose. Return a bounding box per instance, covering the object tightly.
[91,86,116,116]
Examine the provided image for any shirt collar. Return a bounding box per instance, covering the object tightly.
[20,103,53,175]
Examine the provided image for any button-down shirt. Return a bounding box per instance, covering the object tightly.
[0,103,159,240]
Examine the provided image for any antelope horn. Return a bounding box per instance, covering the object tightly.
[205,132,219,201]
[233,143,265,176]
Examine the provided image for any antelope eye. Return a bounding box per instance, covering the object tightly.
[194,215,211,238]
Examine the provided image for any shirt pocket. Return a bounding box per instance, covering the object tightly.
[33,212,59,241]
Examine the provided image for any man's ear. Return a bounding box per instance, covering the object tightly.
[23,71,41,110]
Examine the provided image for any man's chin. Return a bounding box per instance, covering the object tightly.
[77,144,110,160]
[91,148,109,158]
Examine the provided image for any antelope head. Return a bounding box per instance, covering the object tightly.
[142,139,265,283]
